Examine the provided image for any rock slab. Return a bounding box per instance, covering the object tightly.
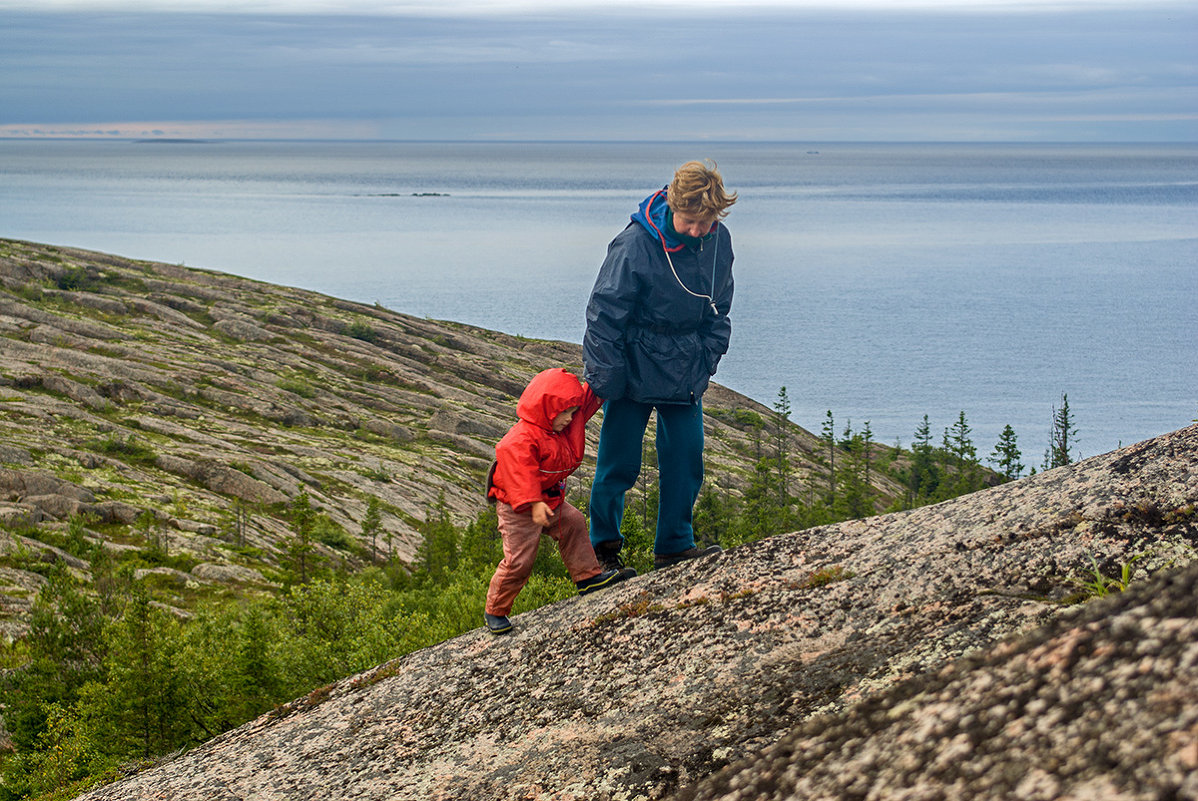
[73,424,1198,801]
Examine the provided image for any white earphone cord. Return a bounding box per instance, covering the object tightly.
[663,235,720,316]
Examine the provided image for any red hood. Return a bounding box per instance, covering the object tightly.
[516,368,585,431]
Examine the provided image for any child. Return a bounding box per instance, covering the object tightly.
[484,368,634,635]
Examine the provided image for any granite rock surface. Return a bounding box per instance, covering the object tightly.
[678,561,1198,801]
[73,424,1198,800]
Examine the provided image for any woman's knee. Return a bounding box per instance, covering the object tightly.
[595,436,644,487]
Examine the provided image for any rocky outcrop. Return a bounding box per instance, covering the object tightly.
[73,424,1198,801]
[190,562,269,584]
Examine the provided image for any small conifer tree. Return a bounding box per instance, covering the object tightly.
[773,386,793,503]
[821,410,836,504]
[908,414,940,504]
[283,489,320,586]
[362,496,383,562]
[989,424,1024,481]
[1045,393,1078,469]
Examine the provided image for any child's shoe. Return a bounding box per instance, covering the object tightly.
[653,544,722,570]
[485,613,513,635]
[575,567,634,595]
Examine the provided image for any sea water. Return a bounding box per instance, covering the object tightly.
[2,139,1195,461]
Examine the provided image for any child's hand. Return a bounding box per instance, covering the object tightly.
[531,501,555,528]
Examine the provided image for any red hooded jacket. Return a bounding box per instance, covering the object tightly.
[488,368,602,512]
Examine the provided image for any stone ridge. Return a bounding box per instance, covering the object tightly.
[1,238,887,634]
[72,424,1197,800]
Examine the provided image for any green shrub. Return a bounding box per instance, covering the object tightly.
[277,378,317,399]
[314,516,353,550]
[344,321,379,344]
[55,266,91,291]
[85,434,156,464]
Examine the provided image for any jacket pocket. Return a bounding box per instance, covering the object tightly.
[625,329,709,403]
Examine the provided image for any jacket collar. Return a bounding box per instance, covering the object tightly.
[631,188,715,253]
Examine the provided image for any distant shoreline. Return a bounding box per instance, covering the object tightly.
[133,138,215,144]
[2,137,1195,147]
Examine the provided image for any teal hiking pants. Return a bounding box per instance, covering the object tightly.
[589,398,704,556]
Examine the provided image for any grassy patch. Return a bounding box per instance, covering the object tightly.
[99,272,150,294]
[87,345,130,359]
[1066,552,1143,603]
[591,591,666,626]
[84,433,157,464]
[708,407,766,430]
[314,516,354,551]
[117,544,201,575]
[268,682,337,721]
[277,377,317,398]
[16,283,44,303]
[0,635,30,670]
[802,564,855,589]
[0,541,54,576]
[358,464,391,481]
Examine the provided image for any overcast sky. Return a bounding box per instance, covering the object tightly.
[1,0,1194,141]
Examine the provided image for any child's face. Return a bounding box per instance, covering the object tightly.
[552,405,580,432]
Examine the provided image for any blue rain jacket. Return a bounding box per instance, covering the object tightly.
[583,188,734,405]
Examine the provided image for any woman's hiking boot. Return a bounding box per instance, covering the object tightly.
[575,567,635,595]
[484,613,513,635]
[593,540,634,575]
[653,544,723,570]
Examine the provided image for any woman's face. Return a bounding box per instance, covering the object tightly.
[672,209,716,239]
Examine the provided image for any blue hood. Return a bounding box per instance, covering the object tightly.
[630,188,712,251]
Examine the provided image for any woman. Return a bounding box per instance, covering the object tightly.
[583,160,737,571]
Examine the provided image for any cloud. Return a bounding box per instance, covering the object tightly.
[644,87,1198,111]
[1,1,1194,141]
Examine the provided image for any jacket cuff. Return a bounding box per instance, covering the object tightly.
[586,369,625,403]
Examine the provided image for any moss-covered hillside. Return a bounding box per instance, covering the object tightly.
[0,238,905,635]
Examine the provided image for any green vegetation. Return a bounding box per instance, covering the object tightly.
[990,424,1025,481]
[54,266,92,292]
[0,337,1093,801]
[83,433,157,464]
[626,393,1078,562]
[803,565,854,588]
[1044,392,1078,470]
[276,377,317,399]
[0,501,570,801]
[1066,552,1144,602]
[343,320,379,344]
[670,403,1004,557]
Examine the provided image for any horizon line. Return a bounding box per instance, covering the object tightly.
[3,136,1197,145]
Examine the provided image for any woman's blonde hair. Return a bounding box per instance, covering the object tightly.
[667,160,737,221]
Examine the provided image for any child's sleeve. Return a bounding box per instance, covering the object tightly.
[578,382,603,424]
[493,432,543,513]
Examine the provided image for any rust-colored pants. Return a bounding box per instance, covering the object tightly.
[485,501,602,616]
